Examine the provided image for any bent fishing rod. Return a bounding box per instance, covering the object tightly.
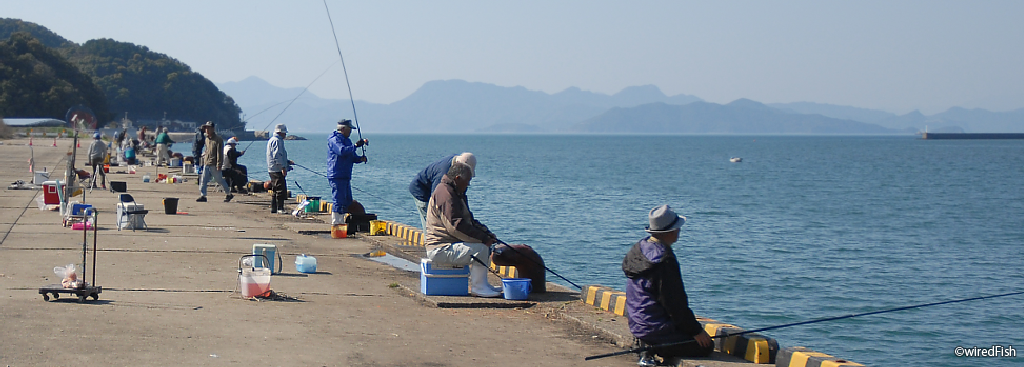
[584,289,1024,361]
[323,0,365,156]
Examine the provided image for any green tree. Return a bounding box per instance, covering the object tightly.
[67,38,244,131]
[0,32,110,121]
[2,18,244,131]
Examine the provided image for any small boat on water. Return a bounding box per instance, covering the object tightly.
[730,157,742,163]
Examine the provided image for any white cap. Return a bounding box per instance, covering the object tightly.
[453,152,476,177]
[274,124,288,134]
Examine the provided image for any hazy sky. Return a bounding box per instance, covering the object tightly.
[6,1,1023,114]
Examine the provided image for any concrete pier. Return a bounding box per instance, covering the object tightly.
[0,137,855,366]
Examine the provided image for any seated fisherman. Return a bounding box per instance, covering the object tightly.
[424,162,503,298]
[623,205,714,359]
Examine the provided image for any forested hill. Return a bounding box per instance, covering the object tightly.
[66,39,243,131]
[0,18,242,131]
[0,32,110,121]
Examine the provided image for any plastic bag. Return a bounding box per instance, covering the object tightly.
[54,264,81,288]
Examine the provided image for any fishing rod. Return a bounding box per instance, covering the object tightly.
[241,60,341,152]
[323,0,365,156]
[584,289,1024,361]
[293,180,310,197]
[495,239,582,290]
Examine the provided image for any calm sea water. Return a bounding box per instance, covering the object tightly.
[238,134,1024,366]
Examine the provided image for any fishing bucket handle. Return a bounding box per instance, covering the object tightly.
[238,254,270,273]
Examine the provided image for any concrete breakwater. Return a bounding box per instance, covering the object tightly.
[1,137,864,366]
[920,132,1024,139]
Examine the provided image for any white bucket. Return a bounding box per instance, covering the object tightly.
[240,268,271,298]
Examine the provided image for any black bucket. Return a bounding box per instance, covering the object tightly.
[110,181,127,193]
[163,198,179,214]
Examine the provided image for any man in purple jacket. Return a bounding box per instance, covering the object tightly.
[622,205,713,361]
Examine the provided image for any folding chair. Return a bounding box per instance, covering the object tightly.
[116,194,148,232]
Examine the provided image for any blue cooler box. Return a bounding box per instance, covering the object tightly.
[420,259,469,296]
[70,203,93,216]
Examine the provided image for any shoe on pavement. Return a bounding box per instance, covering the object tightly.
[224,194,234,202]
[196,196,207,202]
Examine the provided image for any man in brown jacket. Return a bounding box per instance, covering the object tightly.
[196,121,233,203]
[424,162,502,297]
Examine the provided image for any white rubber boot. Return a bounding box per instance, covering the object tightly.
[470,263,501,298]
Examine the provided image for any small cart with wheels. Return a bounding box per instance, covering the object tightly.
[38,283,102,303]
[40,210,103,303]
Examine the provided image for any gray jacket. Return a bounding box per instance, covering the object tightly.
[88,139,107,162]
[266,134,288,173]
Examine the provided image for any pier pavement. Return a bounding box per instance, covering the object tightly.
[0,137,752,367]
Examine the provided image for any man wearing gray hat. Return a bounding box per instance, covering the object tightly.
[327,119,367,224]
[622,205,714,361]
[266,124,294,213]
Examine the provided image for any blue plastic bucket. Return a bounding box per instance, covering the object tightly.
[295,254,317,274]
[501,278,532,300]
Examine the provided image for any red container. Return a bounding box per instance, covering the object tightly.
[43,181,60,205]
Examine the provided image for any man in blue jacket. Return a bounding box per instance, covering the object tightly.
[622,205,713,362]
[408,152,475,230]
[327,119,367,224]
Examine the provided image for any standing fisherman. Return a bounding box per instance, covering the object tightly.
[87,132,107,189]
[196,121,233,203]
[266,124,294,214]
[409,153,476,230]
[327,119,367,224]
[154,127,174,166]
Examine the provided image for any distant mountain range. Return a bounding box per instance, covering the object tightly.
[218,77,1024,134]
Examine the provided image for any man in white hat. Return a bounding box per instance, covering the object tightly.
[222,137,247,194]
[197,121,233,203]
[408,152,475,230]
[622,205,713,361]
[266,124,294,213]
[327,119,368,224]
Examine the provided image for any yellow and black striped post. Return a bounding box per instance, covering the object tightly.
[581,285,628,316]
[775,346,864,367]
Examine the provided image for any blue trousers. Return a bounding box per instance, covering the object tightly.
[329,178,352,214]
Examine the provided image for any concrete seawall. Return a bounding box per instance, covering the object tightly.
[1,137,865,366]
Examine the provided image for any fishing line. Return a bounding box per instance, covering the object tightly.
[291,162,406,210]
[293,161,583,289]
[323,0,365,156]
[584,289,1024,361]
[241,59,341,152]
[496,239,582,290]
